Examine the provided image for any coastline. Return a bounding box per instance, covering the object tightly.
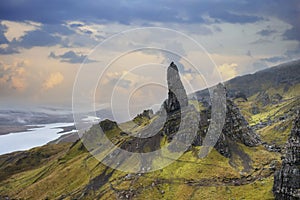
[0,125,43,136]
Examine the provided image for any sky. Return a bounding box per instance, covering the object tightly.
[0,0,299,120]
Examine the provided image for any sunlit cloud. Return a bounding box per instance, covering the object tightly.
[0,60,28,91]
[1,20,41,41]
[217,63,238,81]
[42,72,64,90]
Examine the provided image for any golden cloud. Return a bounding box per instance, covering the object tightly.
[42,72,64,90]
[217,63,238,81]
[0,60,27,91]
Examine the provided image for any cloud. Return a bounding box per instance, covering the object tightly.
[283,26,300,41]
[42,24,74,36]
[217,63,238,80]
[250,38,272,45]
[0,23,76,52]
[17,29,61,48]
[257,29,277,36]
[260,45,300,64]
[0,60,27,91]
[284,46,300,58]
[110,78,132,89]
[0,45,19,54]
[247,0,300,42]
[0,1,265,25]
[49,50,96,64]
[42,72,64,90]
[1,20,41,41]
[209,10,263,24]
[261,56,285,63]
[70,23,84,28]
[0,24,8,44]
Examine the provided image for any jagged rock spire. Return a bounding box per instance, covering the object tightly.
[164,62,188,113]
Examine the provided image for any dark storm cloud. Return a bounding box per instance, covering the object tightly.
[0,0,299,47]
[241,0,300,42]
[267,0,300,42]
[0,0,264,25]
[49,50,96,64]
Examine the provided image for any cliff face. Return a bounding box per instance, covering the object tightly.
[273,111,300,200]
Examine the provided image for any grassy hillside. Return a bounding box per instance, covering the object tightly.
[0,60,299,199]
[0,140,280,199]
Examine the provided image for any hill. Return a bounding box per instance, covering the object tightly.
[0,60,299,199]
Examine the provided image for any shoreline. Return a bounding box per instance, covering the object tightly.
[0,125,43,136]
[55,125,76,134]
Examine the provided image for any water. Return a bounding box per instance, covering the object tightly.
[0,123,76,155]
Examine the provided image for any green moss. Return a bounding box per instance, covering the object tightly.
[258,120,292,146]
[191,176,274,200]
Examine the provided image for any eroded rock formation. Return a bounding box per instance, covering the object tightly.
[164,62,188,113]
[194,88,261,158]
[273,111,300,200]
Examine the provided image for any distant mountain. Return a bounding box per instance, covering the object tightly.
[226,59,300,97]
[196,59,300,102]
[0,110,73,126]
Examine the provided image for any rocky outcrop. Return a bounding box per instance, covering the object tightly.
[194,89,261,158]
[109,62,260,161]
[164,62,188,113]
[120,62,192,153]
[273,111,300,200]
[223,99,261,147]
[99,119,118,132]
[256,92,270,107]
[162,62,188,139]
